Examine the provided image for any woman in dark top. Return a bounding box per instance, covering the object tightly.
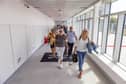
[55,28,67,69]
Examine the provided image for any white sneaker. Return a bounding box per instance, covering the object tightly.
[58,64,63,69]
[69,62,73,66]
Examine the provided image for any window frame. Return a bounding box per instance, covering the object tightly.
[105,14,119,58]
[118,14,126,63]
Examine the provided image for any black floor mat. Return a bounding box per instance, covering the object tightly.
[40,52,72,62]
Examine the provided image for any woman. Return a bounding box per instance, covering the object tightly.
[48,29,56,57]
[55,28,67,69]
[74,29,89,78]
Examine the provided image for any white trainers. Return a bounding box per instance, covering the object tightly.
[69,62,73,66]
[58,64,63,69]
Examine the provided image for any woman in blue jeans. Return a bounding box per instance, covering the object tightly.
[74,29,89,79]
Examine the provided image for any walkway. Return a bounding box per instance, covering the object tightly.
[5,45,112,84]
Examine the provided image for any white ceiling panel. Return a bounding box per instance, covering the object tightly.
[26,0,99,21]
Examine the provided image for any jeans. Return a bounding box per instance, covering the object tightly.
[77,51,87,71]
[87,42,98,53]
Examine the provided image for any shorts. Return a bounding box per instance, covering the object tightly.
[50,43,55,48]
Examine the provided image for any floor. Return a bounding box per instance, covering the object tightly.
[5,45,112,84]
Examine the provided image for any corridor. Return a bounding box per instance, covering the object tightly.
[1,0,126,84]
[5,45,112,84]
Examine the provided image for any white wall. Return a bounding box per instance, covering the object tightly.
[0,25,14,84]
[0,0,54,84]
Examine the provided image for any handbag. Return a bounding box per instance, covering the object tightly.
[72,53,78,62]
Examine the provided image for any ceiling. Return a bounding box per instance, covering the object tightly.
[26,0,99,21]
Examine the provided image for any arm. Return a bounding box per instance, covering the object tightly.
[73,46,77,54]
[64,34,68,48]
[73,40,78,54]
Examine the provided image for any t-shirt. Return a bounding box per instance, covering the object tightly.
[67,31,76,43]
[74,39,88,52]
[55,34,66,47]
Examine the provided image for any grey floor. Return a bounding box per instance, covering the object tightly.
[5,45,112,84]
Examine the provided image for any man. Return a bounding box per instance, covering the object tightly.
[67,26,77,65]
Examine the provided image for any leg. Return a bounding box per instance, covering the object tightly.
[68,43,74,60]
[56,47,60,63]
[51,43,56,57]
[81,52,87,65]
[52,47,56,57]
[58,47,65,69]
[63,45,67,56]
[77,51,87,78]
[60,47,65,63]
[77,51,83,72]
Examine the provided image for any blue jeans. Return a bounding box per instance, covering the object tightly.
[77,51,87,71]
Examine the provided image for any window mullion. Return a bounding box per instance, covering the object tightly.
[113,14,125,63]
[101,16,109,54]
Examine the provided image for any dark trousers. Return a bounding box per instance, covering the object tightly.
[68,42,74,60]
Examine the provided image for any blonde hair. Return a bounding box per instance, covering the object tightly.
[79,29,89,40]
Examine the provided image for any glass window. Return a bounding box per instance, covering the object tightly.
[80,15,83,29]
[89,19,93,40]
[98,17,104,49]
[111,0,126,13]
[82,15,84,29]
[90,10,94,18]
[85,20,89,29]
[83,14,86,28]
[86,12,90,19]
[106,15,118,57]
[99,3,105,16]
[119,16,126,66]
[83,20,86,29]
[105,2,111,15]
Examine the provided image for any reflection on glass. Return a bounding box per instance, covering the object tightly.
[99,3,105,16]
[119,16,126,66]
[98,17,104,49]
[89,19,93,40]
[90,10,94,18]
[105,3,111,15]
[86,12,90,19]
[85,20,89,29]
[106,15,118,57]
